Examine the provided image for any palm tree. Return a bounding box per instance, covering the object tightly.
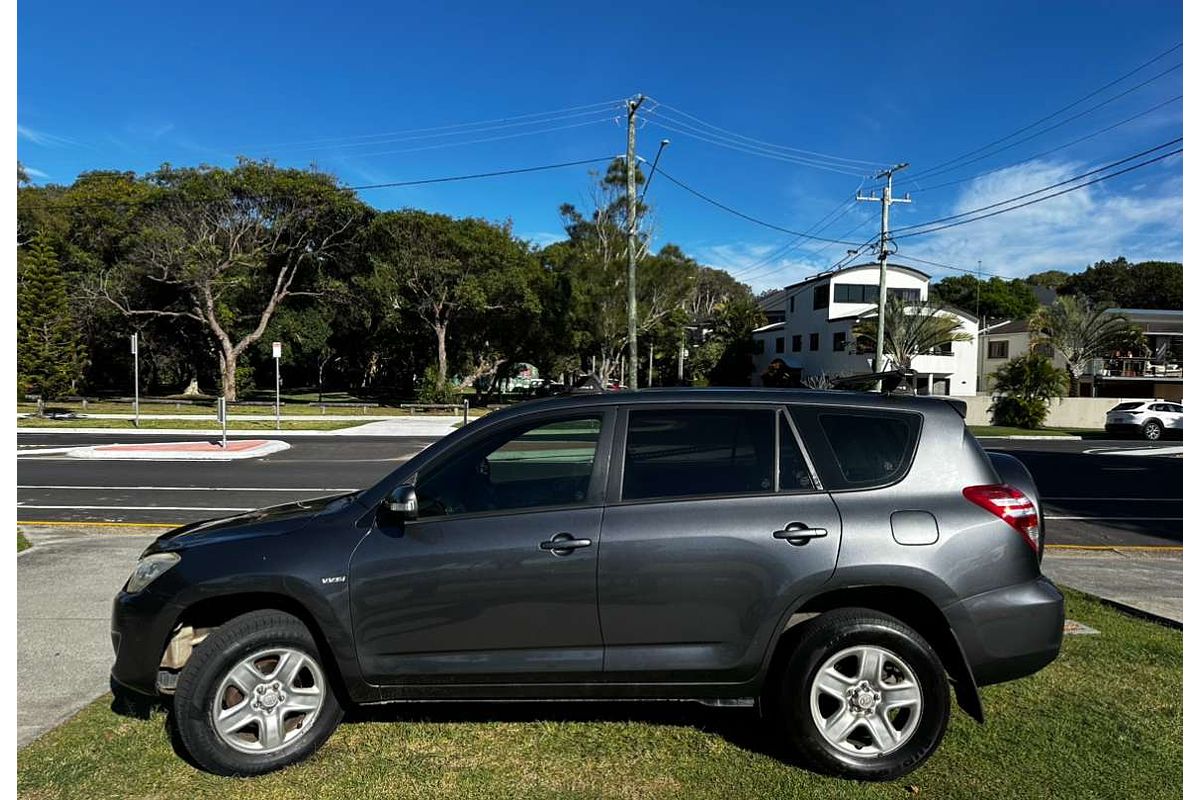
[852,297,973,370]
[1029,297,1143,396]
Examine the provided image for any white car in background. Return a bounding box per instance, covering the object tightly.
[1104,400,1184,441]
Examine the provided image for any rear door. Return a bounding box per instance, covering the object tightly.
[596,404,842,683]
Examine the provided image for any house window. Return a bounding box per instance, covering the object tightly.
[833,284,921,304]
[987,340,1010,359]
[754,339,765,354]
[931,341,953,355]
[791,335,802,352]
[775,337,784,354]
[810,333,820,351]
[813,284,829,310]
[789,295,795,313]
[833,332,847,352]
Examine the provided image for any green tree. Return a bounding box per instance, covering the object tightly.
[1059,257,1182,309]
[1029,296,1144,396]
[929,275,1038,320]
[989,353,1068,429]
[1025,269,1071,290]
[706,294,766,386]
[852,298,973,369]
[94,160,365,400]
[17,233,85,398]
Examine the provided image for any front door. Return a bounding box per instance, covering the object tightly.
[350,411,612,687]
[597,405,842,684]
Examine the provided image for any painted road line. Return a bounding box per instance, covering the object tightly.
[18,485,357,492]
[1043,496,1182,502]
[1046,543,1183,552]
[1082,445,1184,456]
[17,520,182,529]
[18,505,252,512]
[1044,515,1183,521]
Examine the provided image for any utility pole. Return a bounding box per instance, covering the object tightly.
[857,163,911,386]
[625,93,646,390]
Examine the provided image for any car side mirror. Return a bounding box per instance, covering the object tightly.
[384,484,419,521]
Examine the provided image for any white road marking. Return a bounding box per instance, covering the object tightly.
[18,505,252,512]
[1082,445,1184,457]
[1044,515,1183,521]
[17,485,356,492]
[1043,497,1181,502]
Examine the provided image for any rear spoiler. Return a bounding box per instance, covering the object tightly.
[829,369,917,395]
[943,398,967,418]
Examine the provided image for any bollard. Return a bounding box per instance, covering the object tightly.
[463,398,469,426]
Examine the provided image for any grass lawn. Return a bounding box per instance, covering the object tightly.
[16,589,1180,800]
[17,532,31,552]
[17,418,358,431]
[969,425,1088,437]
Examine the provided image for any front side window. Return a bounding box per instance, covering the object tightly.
[417,416,602,517]
[623,409,775,501]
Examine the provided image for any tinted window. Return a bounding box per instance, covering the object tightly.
[816,412,919,487]
[623,409,774,501]
[779,414,816,492]
[1111,402,1142,412]
[1170,404,1184,413]
[418,416,601,517]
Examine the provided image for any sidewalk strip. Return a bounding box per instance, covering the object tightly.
[18,505,251,512]
[1045,543,1182,552]
[18,485,357,492]
[17,520,181,528]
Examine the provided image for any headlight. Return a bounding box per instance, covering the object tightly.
[125,552,180,593]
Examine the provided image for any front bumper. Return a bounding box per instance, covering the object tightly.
[110,588,181,696]
[944,576,1064,686]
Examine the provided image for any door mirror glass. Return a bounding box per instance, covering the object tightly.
[385,484,419,520]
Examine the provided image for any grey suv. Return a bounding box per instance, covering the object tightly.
[110,388,1063,780]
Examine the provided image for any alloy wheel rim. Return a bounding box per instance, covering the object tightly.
[210,647,326,754]
[1146,424,1161,439]
[808,645,923,757]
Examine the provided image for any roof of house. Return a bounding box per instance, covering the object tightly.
[983,319,1029,335]
[783,262,931,291]
[751,321,786,334]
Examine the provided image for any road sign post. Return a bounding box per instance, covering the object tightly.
[216,397,228,449]
[272,341,282,431]
[130,333,139,428]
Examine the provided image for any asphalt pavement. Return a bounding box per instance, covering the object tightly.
[18,431,1184,547]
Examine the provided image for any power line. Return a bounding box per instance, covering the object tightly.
[901,62,1181,186]
[18,156,618,210]
[910,94,1182,194]
[644,114,872,176]
[251,99,624,150]
[892,147,1181,240]
[652,167,865,244]
[891,138,1181,235]
[336,117,614,159]
[894,253,1011,279]
[900,42,1181,183]
[731,191,863,280]
[644,98,886,167]
[736,215,878,286]
[273,108,619,154]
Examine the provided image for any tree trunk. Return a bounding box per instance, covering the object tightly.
[219,348,238,402]
[434,322,448,387]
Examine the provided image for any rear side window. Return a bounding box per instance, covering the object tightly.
[788,406,921,490]
[622,409,774,501]
[817,413,918,487]
[1112,402,1143,412]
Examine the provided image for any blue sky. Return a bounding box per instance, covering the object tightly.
[18,0,1182,291]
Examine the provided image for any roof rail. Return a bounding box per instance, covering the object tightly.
[829,369,918,395]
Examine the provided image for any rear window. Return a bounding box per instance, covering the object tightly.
[813,411,920,488]
[1111,402,1143,412]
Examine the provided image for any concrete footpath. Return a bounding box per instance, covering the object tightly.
[17,525,159,747]
[1042,546,1182,625]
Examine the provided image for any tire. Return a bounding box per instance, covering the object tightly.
[1142,420,1163,441]
[171,610,344,776]
[770,608,951,781]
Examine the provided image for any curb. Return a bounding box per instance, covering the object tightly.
[1090,595,1182,631]
[973,435,1084,440]
[64,439,291,461]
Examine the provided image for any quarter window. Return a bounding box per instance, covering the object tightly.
[417,416,602,517]
[810,410,919,488]
[623,409,775,501]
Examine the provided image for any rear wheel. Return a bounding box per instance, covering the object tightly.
[771,608,950,781]
[171,610,343,776]
[1142,420,1163,440]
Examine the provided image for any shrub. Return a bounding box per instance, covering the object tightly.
[416,366,461,404]
[989,353,1068,429]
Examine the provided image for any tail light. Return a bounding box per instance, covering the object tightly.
[963,484,1040,553]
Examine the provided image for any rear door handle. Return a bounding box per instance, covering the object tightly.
[773,522,828,545]
[539,533,593,554]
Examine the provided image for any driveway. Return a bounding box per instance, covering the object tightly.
[17,525,158,747]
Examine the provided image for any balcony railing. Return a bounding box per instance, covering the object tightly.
[1090,357,1183,379]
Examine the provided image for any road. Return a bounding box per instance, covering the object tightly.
[17,431,1183,547]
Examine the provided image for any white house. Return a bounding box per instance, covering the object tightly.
[751,262,979,396]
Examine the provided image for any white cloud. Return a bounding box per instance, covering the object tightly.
[897,159,1182,280]
[17,125,78,147]
[22,165,49,178]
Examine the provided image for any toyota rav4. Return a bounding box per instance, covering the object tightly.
[111,387,1063,780]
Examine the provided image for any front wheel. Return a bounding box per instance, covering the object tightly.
[171,610,343,776]
[771,608,951,781]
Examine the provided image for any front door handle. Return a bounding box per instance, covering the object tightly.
[773,522,828,545]
[539,533,593,555]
